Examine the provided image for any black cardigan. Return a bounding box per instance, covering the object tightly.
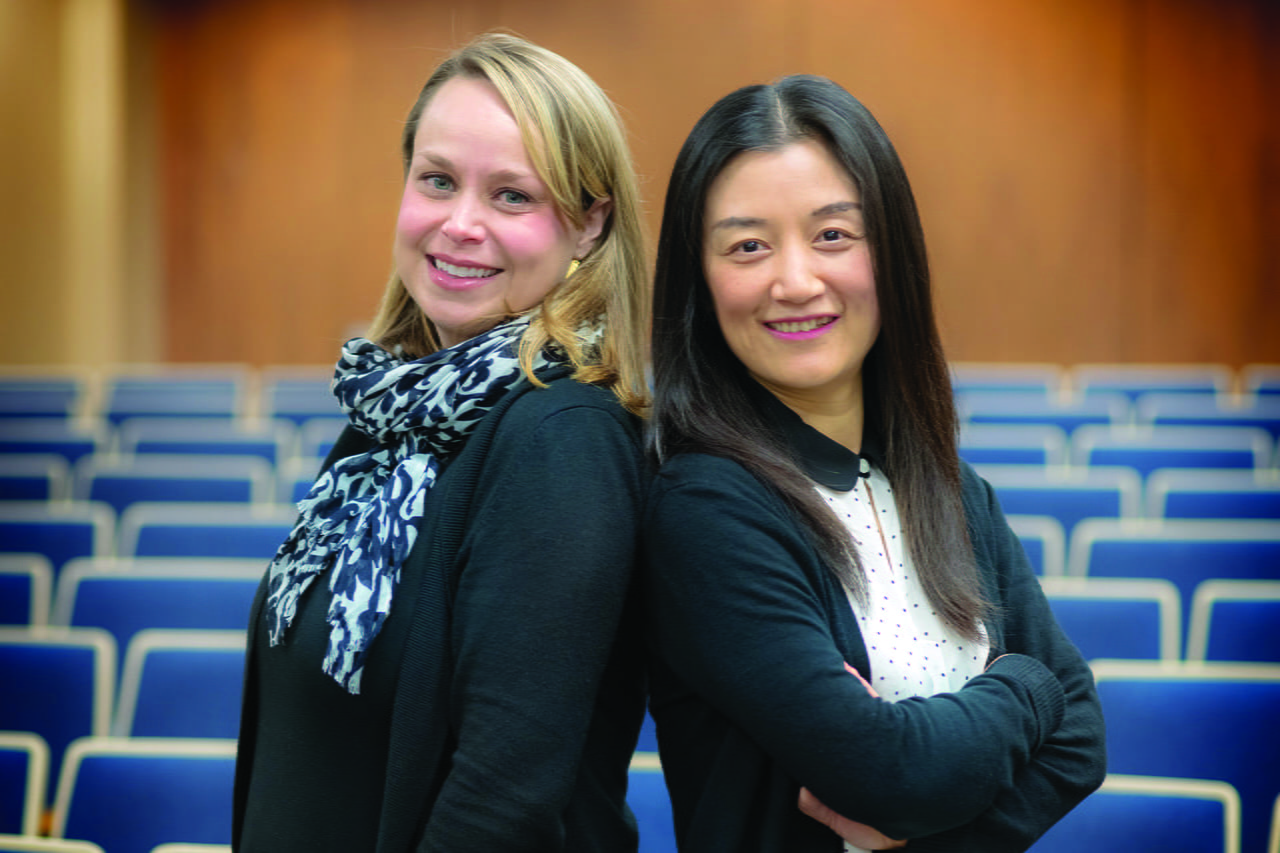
[642,422,1105,850]
[234,375,648,852]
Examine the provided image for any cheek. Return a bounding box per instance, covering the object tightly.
[395,192,434,244]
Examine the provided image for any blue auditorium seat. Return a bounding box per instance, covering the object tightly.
[50,561,261,675]
[0,420,108,467]
[0,376,84,420]
[976,464,1141,540]
[0,835,106,853]
[1039,577,1180,661]
[50,737,236,853]
[72,455,274,517]
[1068,519,1280,629]
[1090,660,1280,853]
[0,454,70,501]
[1072,424,1272,482]
[113,630,246,739]
[259,369,343,426]
[958,391,1130,437]
[0,627,115,807]
[1147,468,1280,521]
[1029,774,1240,853]
[101,373,246,425]
[0,554,52,626]
[628,753,676,853]
[0,502,114,581]
[1072,363,1233,404]
[1139,392,1280,443]
[949,362,1066,398]
[0,731,48,836]
[959,423,1069,467]
[117,418,295,468]
[1186,580,1280,664]
[1007,515,1067,576]
[118,503,297,560]
[1243,365,1280,399]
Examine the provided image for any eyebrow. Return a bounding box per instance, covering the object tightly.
[708,201,862,232]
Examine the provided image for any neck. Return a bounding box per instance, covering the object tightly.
[753,375,865,454]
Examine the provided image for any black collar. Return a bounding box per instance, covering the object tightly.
[748,380,880,492]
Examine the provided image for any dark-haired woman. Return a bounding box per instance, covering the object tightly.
[642,75,1105,852]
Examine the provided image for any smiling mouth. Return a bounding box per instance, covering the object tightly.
[431,257,500,279]
[765,317,837,334]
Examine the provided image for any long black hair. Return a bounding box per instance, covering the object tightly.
[651,75,987,639]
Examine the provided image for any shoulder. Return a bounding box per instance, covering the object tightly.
[496,376,640,439]
[648,452,791,528]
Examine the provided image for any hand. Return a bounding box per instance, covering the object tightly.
[798,787,907,849]
[845,661,878,697]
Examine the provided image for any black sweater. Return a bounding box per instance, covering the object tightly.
[642,436,1105,850]
[235,375,648,852]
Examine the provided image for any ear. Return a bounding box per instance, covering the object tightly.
[574,196,613,258]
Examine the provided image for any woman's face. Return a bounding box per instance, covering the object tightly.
[395,75,607,348]
[702,139,881,408]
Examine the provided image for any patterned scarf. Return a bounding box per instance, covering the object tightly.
[265,315,557,693]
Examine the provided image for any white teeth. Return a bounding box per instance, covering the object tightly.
[434,259,499,279]
[767,317,833,333]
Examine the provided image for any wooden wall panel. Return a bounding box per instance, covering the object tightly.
[149,0,1278,367]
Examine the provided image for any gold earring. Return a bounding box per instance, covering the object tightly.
[566,258,581,279]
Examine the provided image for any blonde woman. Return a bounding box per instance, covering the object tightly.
[234,33,650,852]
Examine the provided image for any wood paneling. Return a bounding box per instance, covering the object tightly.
[148,0,1279,367]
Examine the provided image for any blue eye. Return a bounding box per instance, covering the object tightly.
[499,189,531,206]
[422,174,453,192]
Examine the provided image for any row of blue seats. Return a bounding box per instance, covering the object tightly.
[3,454,1277,531]
[3,361,1278,414]
[5,421,1279,503]
[5,644,1278,852]
[4,489,1275,580]
[0,417,341,469]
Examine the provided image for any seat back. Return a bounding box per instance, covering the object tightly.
[114,630,247,739]
[118,503,297,560]
[628,753,676,853]
[0,554,52,626]
[1040,577,1180,661]
[1091,661,1280,853]
[51,737,236,853]
[1186,580,1280,663]
[0,455,70,501]
[959,423,1070,467]
[1007,515,1067,577]
[1148,468,1280,521]
[1072,425,1272,482]
[1029,774,1240,853]
[1069,519,1280,628]
[73,455,273,516]
[51,562,260,674]
[0,627,115,807]
[977,464,1141,539]
[0,502,114,580]
[0,732,49,836]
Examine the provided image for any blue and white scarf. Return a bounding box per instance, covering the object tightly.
[265,315,555,693]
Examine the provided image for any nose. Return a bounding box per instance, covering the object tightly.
[440,194,485,244]
[771,247,824,304]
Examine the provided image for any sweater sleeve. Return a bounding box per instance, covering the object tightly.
[643,455,1067,839]
[906,468,1107,852]
[417,393,644,851]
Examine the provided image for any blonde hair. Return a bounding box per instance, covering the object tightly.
[367,32,649,415]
